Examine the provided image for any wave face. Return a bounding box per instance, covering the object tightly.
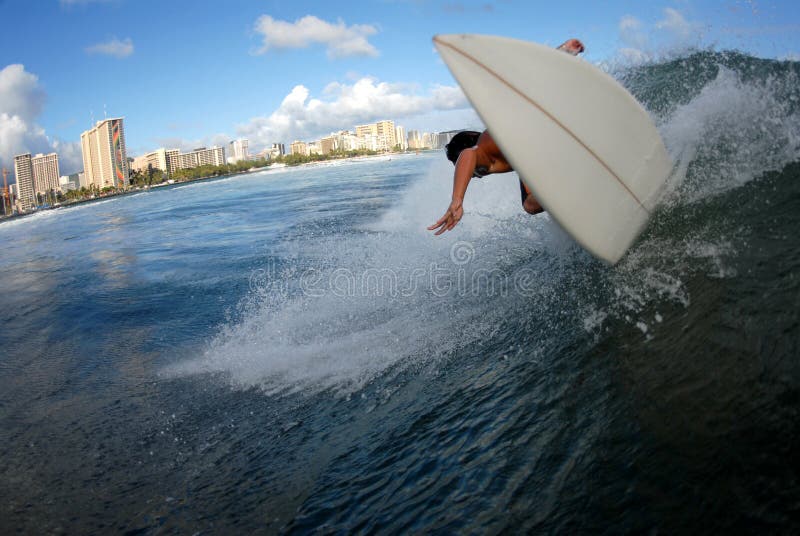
[170,51,800,395]
[159,51,800,533]
[2,51,799,534]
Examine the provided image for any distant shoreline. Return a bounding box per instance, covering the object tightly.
[0,150,436,225]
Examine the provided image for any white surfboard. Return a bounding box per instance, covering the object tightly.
[433,34,673,264]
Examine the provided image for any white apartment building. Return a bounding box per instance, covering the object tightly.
[32,152,61,194]
[319,136,337,155]
[330,131,360,152]
[166,146,226,171]
[131,154,149,173]
[408,131,434,150]
[354,124,376,139]
[165,149,179,173]
[358,134,386,152]
[307,141,321,156]
[355,120,397,152]
[59,175,78,192]
[171,153,195,170]
[80,117,130,190]
[131,148,171,174]
[8,184,18,214]
[422,132,433,149]
[196,147,225,167]
[407,130,422,150]
[228,139,249,163]
[290,141,309,156]
[376,120,397,149]
[395,126,407,151]
[13,153,35,211]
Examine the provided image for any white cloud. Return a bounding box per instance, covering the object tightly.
[0,113,50,165]
[253,15,379,59]
[0,64,45,122]
[51,138,84,175]
[235,76,469,147]
[656,7,703,44]
[619,15,648,50]
[152,133,232,155]
[616,8,704,63]
[618,47,652,65]
[85,37,134,58]
[0,64,83,176]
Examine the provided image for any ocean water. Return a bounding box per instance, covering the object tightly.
[1,51,799,534]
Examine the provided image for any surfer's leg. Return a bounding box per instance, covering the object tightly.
[520,180,544,214]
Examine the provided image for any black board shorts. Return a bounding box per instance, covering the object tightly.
[519,180,530,205]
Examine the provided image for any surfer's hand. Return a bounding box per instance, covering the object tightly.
[428,200,463,235]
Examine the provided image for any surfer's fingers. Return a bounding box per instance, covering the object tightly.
[429,219,446,233]
[428,211,451,229]
[427,218,446,231]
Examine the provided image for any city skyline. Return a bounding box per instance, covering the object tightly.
[1,1,799,178]
[130,120,453,174]
[2,114,450,215]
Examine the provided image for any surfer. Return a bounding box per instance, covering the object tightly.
[428,38,585,236]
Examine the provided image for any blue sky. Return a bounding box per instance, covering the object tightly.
[1,0,799,175]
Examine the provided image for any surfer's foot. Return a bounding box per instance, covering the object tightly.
[557,39,585,56]
[523,195,544,215]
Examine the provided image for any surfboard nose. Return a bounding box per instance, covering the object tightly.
[433,34,470,50]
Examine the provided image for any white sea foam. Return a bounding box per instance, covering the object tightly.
[660,66,800,204]
[0,196,125,234]
[164,158,580,396]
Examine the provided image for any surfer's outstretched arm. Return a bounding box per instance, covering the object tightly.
[429,38,583,236]
[428,147,476,235]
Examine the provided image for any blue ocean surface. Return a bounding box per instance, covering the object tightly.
[1,51,800,534]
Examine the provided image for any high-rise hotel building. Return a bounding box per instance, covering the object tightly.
[166,146,226,171]
[228,139,249,163]
[376,120,397,149]
[290,140,309,156]
[355,120,398,151]
[13,153,35,211]
[32,152,60,193]
[12,152,60,212]
[131,148,172,174]
[81,117,130,190]
[395,125,407,151]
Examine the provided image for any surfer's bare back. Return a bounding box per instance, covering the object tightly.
[427,38,585,236]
